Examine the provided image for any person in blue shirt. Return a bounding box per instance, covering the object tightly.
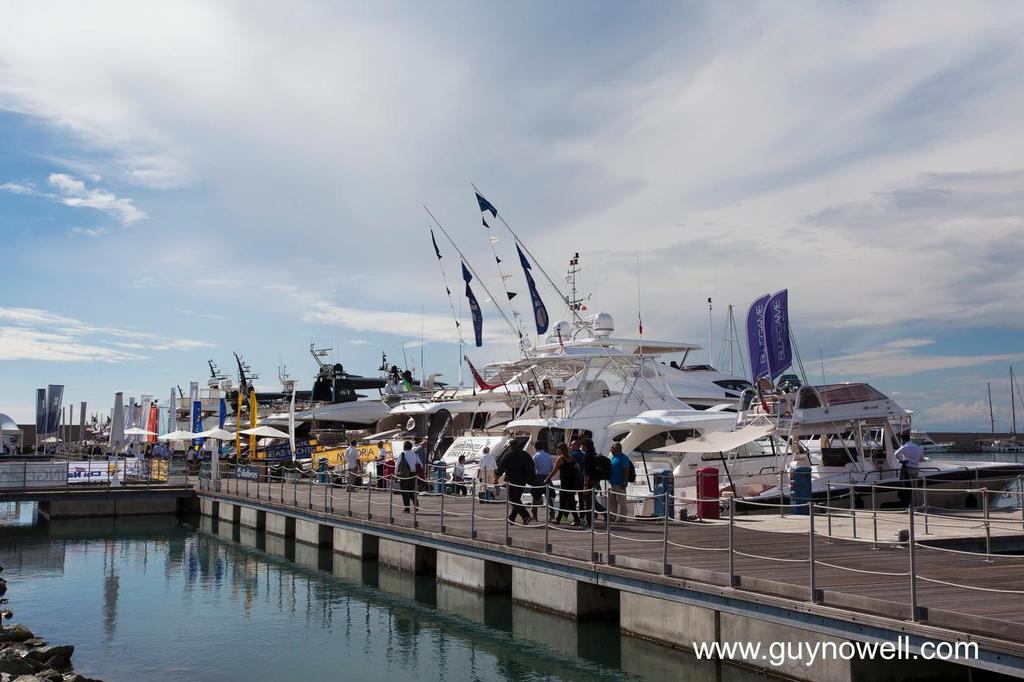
[608,442,632,523]
[530,442,554,521]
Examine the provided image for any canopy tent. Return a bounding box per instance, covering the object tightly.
[654,424,775,454]
[124,426,157,436]
[196,428,236,440]
[158,429,197,441]
[239,425,290,439]
[0,413,20,433]
[42,436,62,444]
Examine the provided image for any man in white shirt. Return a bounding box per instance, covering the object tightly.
[894,434,925,478]
[344,440,361,490]
[477,446,497,500]
[395,441,420,512]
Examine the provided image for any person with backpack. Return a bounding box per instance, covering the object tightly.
[395,440,420,513]
[608,442,634,524]
[495,441,535,525]
[580,438,610,527]
[544,443,581,526]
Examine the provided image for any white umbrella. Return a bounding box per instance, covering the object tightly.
[239,425,290,439]
[124,426,157,436]
[42,436,62,443]
[196,428,236,440]
[158,429,196,441]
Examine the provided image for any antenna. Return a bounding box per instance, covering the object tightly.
[309,343,331,370]
[707,298,713,366]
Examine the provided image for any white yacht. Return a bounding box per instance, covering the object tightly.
[911,431,954,454]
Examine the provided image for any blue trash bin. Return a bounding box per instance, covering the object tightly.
[433,461,445,494]
[317,457,329,484]
[653,470,675,519]
[790,466,812,515]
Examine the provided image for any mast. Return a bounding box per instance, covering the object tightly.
[988,382,996,435]
[1012,365,1017,437]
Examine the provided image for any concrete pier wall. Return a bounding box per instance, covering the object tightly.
[379,538,435,574]
[333,528,378,559]
[512,568,618,620]
[436,552,511,593]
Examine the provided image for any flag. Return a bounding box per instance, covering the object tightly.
[45,384,64,436]
[463,262,483,347]
[475,191,498,218]
[764,289,793,379]
[516,244,549,334]
[219,397,227,428]
[746,294,771,381]
[35,389,46,436]
[430,229,443,260]
[482,217,490,228]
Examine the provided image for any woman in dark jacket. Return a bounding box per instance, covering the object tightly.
[545,443,581,526]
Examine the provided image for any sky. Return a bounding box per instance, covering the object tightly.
[1,1,1023,431]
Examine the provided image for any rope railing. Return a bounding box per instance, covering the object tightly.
[201,462,1024,628]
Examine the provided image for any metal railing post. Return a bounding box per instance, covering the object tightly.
[661,491,670,575]
[983,488,992,562]
[388,476,394,524]
[413,475,419,528]
[849,478,857,539]
[871,483,878,550]
[367,478,372,520]
[348,478,353,516]
[23,460,28,492]
[778,470,785,518]
[544,483,551,554]
[293,473,297,506]
[826,482,833,542]
[505,482,511,545]
[809,501,817,603]
[471,480,477,539]
[606,498,612,564]
[728,497,736,587]
[308,479,313,509]
[590,490,597,562]
[922,479,929,535]
[1019,475,1024,531]
[440,478,446,534]
[909,507,919,622]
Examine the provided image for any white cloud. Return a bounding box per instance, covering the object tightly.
[68,226,108,238]
[148,339,215,351]
[47,173,145,225]
[924,400,992,424]
[825,338,1024,378]
[0,181,35,195]
[130,277,158,288]
[0,327,145,362]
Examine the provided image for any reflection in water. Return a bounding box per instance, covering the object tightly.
[1,503,765,682]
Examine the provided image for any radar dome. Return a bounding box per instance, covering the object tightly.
[547,320,572,344]
[591,312,614,337]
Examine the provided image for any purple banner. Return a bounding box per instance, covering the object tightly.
[45,384,64,436]
[765,289,792,379]
[745,294,770,380]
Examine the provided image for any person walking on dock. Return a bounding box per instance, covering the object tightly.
[545,443,581,526]
[496,441,535,525]
[478,446,497,501]
[530,442,554,521]
[608,442,632,524]
[345,440,361,490]
[395,441,420,513]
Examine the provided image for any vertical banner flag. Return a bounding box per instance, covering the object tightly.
[462,263,483,347]
[148,404,159,443]
[45,384,64,436]
[516,244,549,334]
[109,392,125,446]
[140,395,152,439]
[248,389,258,456]
[35,389,46,438]
[79,402,86,443]
[764,289,793,380]
[219,396,227,429]
[168,388,177,434]
[189,381,203,446]
[746,294,771,381]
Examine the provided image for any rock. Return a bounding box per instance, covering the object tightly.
[34,670,61,682]
[20,642,45,650]
[0,658,34,677]
[13,676,46,682]
[61,676,101,682]
[0,627,32,644]
[39,660,66,674]
[25,648,71,665]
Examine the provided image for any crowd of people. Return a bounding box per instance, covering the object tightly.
[335,436,636,527]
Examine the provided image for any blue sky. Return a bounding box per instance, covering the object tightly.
[1,1,1023,431]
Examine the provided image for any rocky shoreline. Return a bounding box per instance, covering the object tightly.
[0,624,100,682]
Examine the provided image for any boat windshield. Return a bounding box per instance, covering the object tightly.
[799,383,887,409]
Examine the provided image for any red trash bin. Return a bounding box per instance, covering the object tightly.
[696,467,720,520]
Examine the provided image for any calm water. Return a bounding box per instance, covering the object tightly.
[0,504,763,682]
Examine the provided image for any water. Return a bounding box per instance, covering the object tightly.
[0,504,763,682]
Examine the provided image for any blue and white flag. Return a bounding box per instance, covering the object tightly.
[462,262,483,347]
[45,384,64,436]
[516,244,549,335]
[189,381,204,446]
[764,289,793,379]
[219,396,227,429]
[35,388,46,436]
[746,294,771,381]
